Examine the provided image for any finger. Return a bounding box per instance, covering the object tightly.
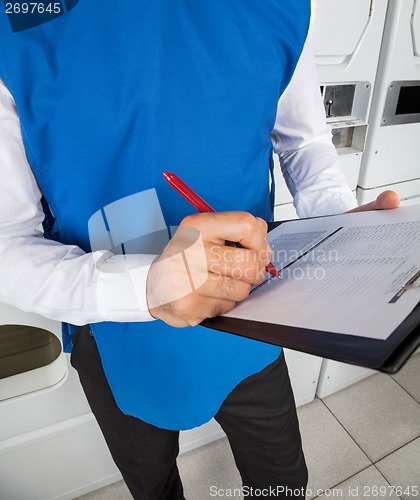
[168,295,236,327]
[205,243,268,284]
[374,190,400,210]
[197,273,252,302]
[347,190,400,213]
[180,212,270,257]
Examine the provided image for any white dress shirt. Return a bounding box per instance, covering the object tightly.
[0,38,357,326]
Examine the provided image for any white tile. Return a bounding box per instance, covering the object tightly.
[391,353,420,404]
[314,466,400,500]
[322,373,420,462]
[376,438,420,500]
[75,480,131,500]
[178,437,243,500]
[316,465,400,500]
[297,398,370,499]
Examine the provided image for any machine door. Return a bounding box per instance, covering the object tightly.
[310,0,372,58]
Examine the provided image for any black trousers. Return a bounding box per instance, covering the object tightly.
[70,326,308,500]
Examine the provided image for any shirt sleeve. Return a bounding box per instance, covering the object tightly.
[271,37,358,218]
[0,79,156,325]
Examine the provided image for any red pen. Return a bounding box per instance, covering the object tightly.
[163,171,280,279]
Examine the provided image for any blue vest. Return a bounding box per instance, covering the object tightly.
[0,1,310,430]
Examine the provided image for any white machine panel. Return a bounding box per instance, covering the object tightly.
[358,178,420,206]
[0,413,120,500]
[316,361,375,399]
[284,349,323,406]
[312,0,389,83]
[359,0,420,189]
[0,302,61,332]
[310,0,371,57]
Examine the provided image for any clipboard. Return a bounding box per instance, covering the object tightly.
[202,221,420,374]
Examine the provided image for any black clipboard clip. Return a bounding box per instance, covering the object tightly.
[389,270,420,304]
[403,270,420,290]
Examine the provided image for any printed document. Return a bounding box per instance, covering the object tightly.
[225,205,420,340]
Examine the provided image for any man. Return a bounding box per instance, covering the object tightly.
[0,2,398,499]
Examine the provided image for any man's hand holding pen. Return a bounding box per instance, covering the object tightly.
[146,211,272,327]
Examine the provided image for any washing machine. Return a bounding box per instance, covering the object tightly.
[358,0,420,194]
[0,303,122,499]
[274,0,389,220]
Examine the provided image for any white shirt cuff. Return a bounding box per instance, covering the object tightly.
[95,252,157,322]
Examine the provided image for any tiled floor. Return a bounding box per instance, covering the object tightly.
[78,353,420,500]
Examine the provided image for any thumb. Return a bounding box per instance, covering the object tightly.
[347,190,400,213]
